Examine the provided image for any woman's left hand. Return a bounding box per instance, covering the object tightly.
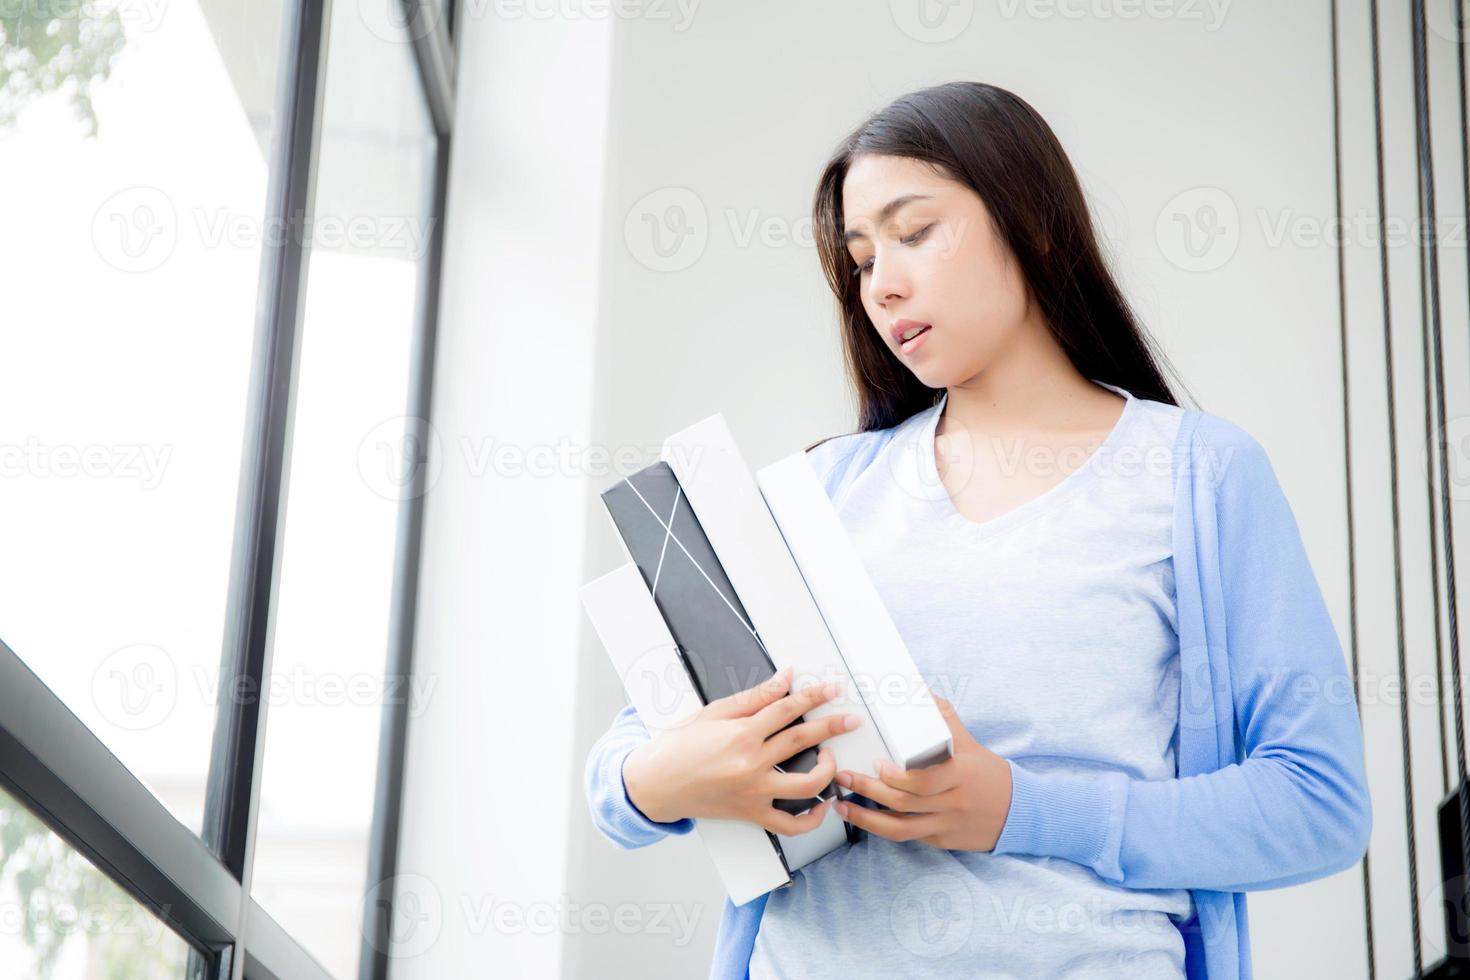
[833,695,1013,852]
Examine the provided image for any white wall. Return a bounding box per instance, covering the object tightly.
[397,2,1401,977]
[390,8,617,980]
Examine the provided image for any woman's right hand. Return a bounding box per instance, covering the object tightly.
[622,665,862,836]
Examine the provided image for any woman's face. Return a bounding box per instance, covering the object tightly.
[841,154,1033,389]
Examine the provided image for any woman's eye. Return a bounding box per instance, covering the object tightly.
[902,223,934,246]
[850,224,935,278]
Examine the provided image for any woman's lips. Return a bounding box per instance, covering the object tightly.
[890,319,930,345]
[899,324,932,354]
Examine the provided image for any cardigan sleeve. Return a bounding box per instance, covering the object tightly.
[990,422,1373,891]
[584,701,696,849]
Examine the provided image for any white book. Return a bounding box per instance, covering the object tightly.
[756,451,953,772]
[659,415,894,782]
[579,562,849,906]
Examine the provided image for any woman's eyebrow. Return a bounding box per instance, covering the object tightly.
[843,193,934,243]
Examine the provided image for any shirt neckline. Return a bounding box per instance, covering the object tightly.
[916,379,1138,540]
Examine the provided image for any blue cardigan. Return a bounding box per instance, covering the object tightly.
[583,405,1374,980]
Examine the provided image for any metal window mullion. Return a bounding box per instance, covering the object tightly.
[244,900,336,980]
[199,0,332,975]
[358,118,452,980]
[356,7,454,977]
[402,0,456,135]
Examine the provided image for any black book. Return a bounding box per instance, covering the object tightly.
[601,461,839,817]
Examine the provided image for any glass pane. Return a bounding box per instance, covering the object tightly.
[0,785,197,978]
[0,1,284,838]
[248,1,435,976]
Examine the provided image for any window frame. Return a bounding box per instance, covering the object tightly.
[0,1,454,978]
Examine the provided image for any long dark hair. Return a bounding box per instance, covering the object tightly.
[807,81,1189,447]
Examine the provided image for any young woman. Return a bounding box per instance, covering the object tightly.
[585,81,1371,979]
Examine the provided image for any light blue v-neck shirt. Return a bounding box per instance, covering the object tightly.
[747,381,1193,978]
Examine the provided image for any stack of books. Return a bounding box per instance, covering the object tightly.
[580,413,952,906]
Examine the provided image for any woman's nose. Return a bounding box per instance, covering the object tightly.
[868,256,909,304]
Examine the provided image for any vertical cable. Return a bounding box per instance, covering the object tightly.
[1412,0,1470,919]
[1330,1,1378,973]
[1369,0,1423,971]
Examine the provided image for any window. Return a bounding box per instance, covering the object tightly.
[0,785,197,979]
[248,0,436,974]
[0,0,453,977]
[0,0,284,840]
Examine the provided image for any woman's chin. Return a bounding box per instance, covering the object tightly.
[910,366,953,391]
